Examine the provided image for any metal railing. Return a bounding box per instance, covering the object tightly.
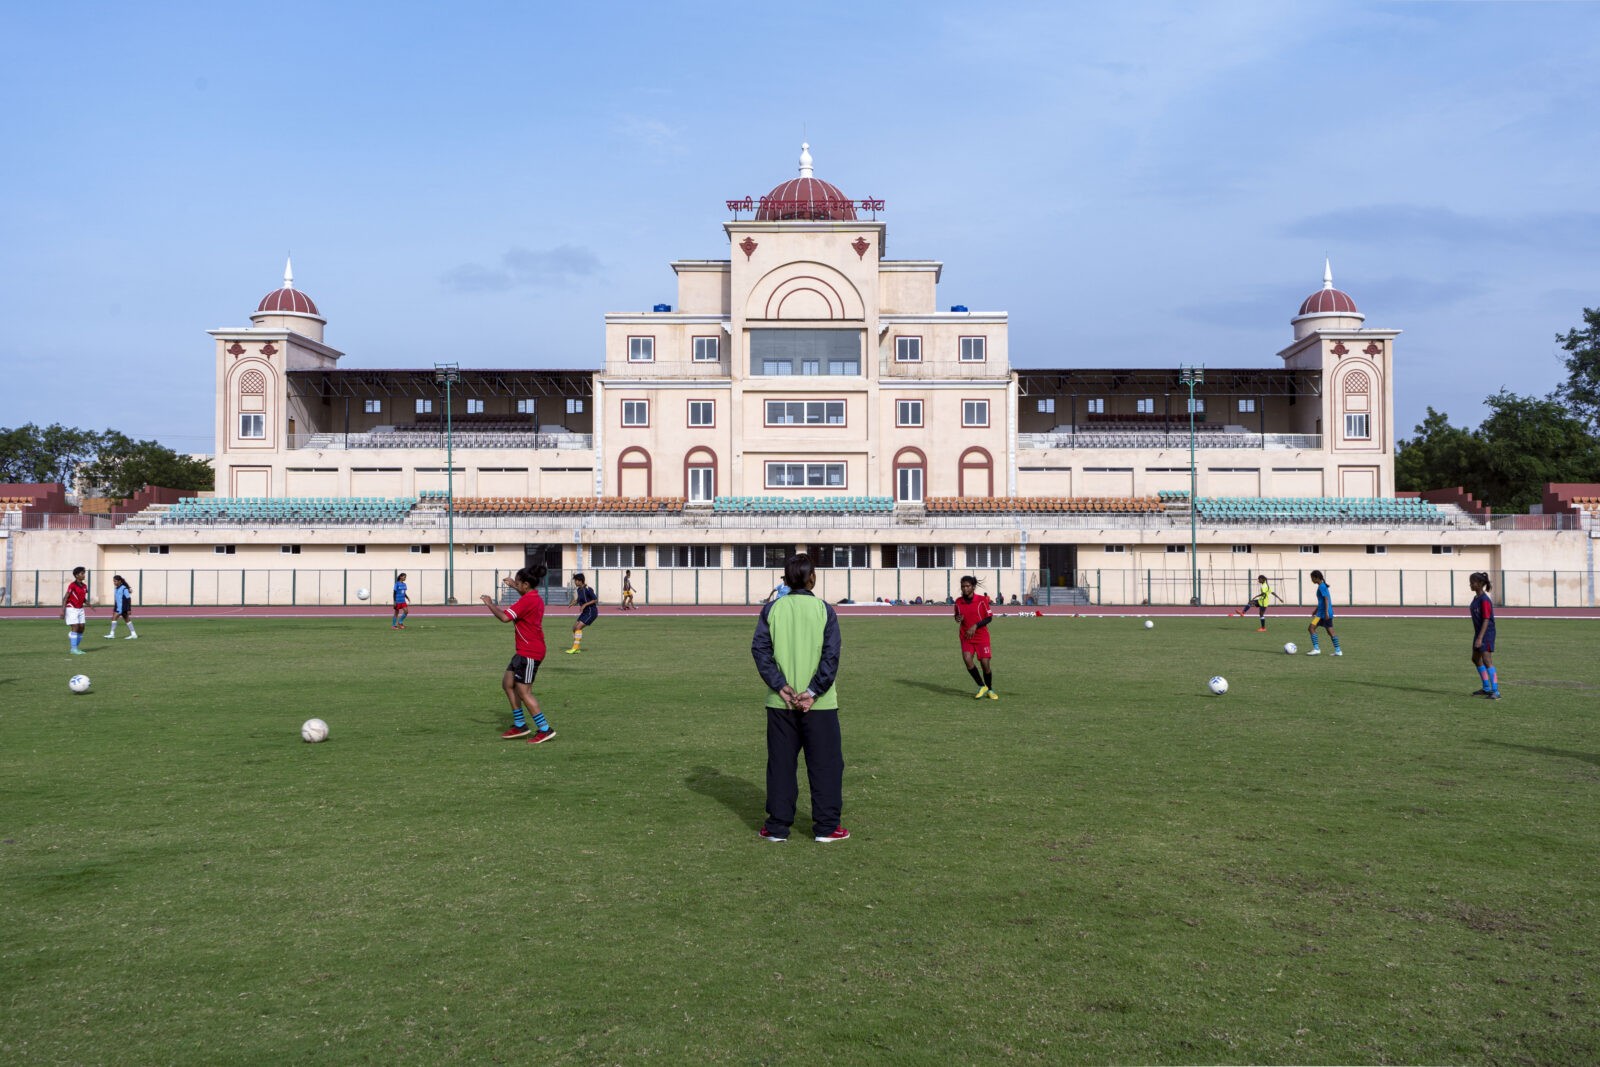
[1018,431,1322,450]
[287,431,594,451]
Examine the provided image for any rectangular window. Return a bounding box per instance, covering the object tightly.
[466,398,485,414]
[364,399,382,414]
[896,464,923,503]
[1087,398,1105,414]
[657,545,722,568]
[966,545,1013,567]
[410,545,432,554]
[808,544,869,568]
[590,545,647,568]
[1238,398,1257,413]
[1037,398,1055,414]
[281,544,301,554]
[1103,545,1125,554]
[147,545,169,554]
[1187,398,1205,414]
[749,329,861,376]
[473,545,495,554]
[416,399,433,414]
[896,399,923,427]
[1366,545,1387,555]
[962,400,990,427]
[764,462,846,488]
[1166,544,1187,554]
[888,544,953,568]
[517,399,535,414]
[802,359,821,376]
[214,545,236,555]
[693,336,721,363]
[1431,545,1454,555]
[1137,398,1154,414]
[764,400,846,426]
[733,545,792,569]
[628,336,655,362]
[1300,545,1321,554]
[346,545,365,554]
[1232,545,1251,554]
[959,337,986,362]
[566,398,584,415]
[1345,412,1370,439]
[895,336,922,363]
[622,400,649,427]
[687,400,714,427]
[239,413,265,439]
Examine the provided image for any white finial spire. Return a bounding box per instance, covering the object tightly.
[798,142,814,179]
[284,255,295,290]
[1322,257,1334,290]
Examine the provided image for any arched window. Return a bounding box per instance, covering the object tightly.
[959,446,994,498]
[684,447,717,504]
[617,447,652,498]
[893,447,926,504]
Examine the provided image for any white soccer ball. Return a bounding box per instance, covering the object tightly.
[1143,619,1154,629]
[69,674,91,694]
[1208,676,1229,696]
[1284,642,1298,655]
[301,718,329,743]
[355,587,370,601]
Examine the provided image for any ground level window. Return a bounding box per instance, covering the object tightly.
[1431,545,1454,555]
[1166,544,1187,554]
[1103,544,1125,554]
[1232,545,1251,554]
[884,544,954,568]
[1300,546,1321,554]
[807,544,869,568]
[733,545,792,569]
[591,545,647,568]
[966,545,1013,568]
[1367,545,1387,555]
[658,545,722,568]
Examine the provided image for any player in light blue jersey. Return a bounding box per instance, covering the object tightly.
[1304,569,1341,656]
[392,573,409,629]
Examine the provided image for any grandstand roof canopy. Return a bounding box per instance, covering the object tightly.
[287,368,594,399]
[1016,368,1322,396]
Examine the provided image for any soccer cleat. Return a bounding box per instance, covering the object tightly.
[105,633,116,639]
[70,649,85,655]
[758,828,788,842]
[564,647,580,655]
[1332,649,1342,656]
[1306,649,1321,656]
[1486,691,1502,700]
[1256,627,1267,633]
[987,689,1000,700]
[125,634,137,640]
[973,686,989,699]
[815,827,851,843]
[527,730,557,744]
[500,724,532,739]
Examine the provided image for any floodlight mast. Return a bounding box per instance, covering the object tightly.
[434,363,460,604]
[1180,364,1205,606]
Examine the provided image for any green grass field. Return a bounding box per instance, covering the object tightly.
[2,611,1596,1065]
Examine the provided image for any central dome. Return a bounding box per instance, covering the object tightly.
[755,143,856,221]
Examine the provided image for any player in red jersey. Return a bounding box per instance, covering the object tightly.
[62,565,90,655]
[479,564,557,744]
[953,574,998,700]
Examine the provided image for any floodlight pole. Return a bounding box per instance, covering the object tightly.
[435,363,460,604]
[1180,363,1205,606]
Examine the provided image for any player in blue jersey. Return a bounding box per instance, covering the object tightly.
[1469,571,1500,699]
[564,572,599,654]
[391,572,409,629]
[105,574,138,640]
[1304,569,1341,656]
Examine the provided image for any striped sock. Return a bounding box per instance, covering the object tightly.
[533,712,551,733]
[1310,635,1320,650]
[1487,667,1498,694]
[1477,666,1490,690]
[1331,636,1340,652]
[512,707,527,728]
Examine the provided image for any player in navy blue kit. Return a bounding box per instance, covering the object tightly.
[1469,571,1500,699]
[1304,570,1341,656]
[564,572,599,654]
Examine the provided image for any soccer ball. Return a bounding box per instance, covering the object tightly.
[1208,676,1229,696]
[1284,642,1298,655]
[69,674,91,694]
[301,718,329,743]
[1143,619,1154,629]
[356,587,370,601]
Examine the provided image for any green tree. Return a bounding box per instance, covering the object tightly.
[1474,390,1600,512]
[0,423,101,485]
[1555,305,1600,432]
[79,431,214,500]
[1394,407,1484,496]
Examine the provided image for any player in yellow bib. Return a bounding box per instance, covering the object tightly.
[1234,574,1283,632]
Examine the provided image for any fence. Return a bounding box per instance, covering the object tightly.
[2,567,1594,609]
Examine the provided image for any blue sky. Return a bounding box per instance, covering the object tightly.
[3,1,1597,452]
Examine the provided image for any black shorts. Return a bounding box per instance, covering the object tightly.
[505,655,542,684]
[1312,614,1334,629]
[577,607,599,627]
[115,606,133,619]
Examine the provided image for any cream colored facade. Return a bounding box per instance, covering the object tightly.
[3,149,1595,607]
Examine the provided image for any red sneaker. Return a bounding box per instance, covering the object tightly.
[758,828,788,842]
[500,725,531,739]
[527,730,557,744]
[814,827,851,843]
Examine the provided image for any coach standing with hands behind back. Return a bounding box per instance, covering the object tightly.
[751,553,849,843]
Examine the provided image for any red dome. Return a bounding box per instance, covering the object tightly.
[1297,288,1359,316]
[755,176,857,221]
[256,287,321,316]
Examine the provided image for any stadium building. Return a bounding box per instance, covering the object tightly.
[5,146,1595,607]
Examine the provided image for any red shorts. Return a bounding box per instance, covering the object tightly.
[960,632,991,657]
